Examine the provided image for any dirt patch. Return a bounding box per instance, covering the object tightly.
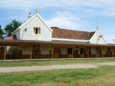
[0,62,115,73]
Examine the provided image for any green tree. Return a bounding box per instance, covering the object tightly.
[4,20,22,37]
[0,25,4,39]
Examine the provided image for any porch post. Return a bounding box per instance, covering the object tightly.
[112,48,113,58]
[30,46,32,59]
[101,48,103,58]
[52,46,54,59]
[72,47,73,59]
[4,46,6,60]
[0,46,2,59]
[88,47,89,58]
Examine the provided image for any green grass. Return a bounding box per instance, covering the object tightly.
[0,58,115,67]
[0,66,115,86]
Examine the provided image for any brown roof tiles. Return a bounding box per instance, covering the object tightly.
[51,27,95,40]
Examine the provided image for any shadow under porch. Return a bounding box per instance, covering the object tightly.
[0,40,115,60]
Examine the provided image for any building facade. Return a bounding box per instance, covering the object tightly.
[0,12,115,60]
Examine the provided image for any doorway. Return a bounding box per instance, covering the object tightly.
[54,47,60,58]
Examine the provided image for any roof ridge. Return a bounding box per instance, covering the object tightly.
[51,27,95,33]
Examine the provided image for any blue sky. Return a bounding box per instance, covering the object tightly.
[0,0,115,42]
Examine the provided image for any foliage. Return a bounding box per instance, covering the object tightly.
[4,20,22,37]
[0,25,4,39]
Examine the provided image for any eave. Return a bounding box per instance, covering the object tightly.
[0,40,115,47]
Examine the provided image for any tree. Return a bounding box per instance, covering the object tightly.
[0,25,4,39]
[4,20,22,37]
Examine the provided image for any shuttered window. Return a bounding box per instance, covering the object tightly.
[34,27,40,34]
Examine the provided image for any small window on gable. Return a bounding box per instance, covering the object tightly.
[34,27,40,34]
[25,28,27,32]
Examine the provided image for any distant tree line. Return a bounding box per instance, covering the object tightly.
[0,20,22,39]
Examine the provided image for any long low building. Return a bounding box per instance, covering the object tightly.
[0,11,115,60]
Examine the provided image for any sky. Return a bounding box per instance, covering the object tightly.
[0,0,115,42]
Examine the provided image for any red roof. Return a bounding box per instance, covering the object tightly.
[51,27,95,40]
[4,35,17,40]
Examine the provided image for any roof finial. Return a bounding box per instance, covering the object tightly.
[97,26,99,30]
[96,17,99,30]
[36,9,38,14]
[28,12,32,19]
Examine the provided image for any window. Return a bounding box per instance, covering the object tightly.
[80,48,83,54]
[25,28,27,32]
[68,48,72,54]
[91,47,96,54]
[34,27,40,34]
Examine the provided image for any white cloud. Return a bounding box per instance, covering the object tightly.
[45,12,87,30]
[1,0,115,16]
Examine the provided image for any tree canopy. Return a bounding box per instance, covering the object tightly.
[0,25,4,39]
[4,20,22,37]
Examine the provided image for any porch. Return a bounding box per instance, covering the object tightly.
[0,40,115,60]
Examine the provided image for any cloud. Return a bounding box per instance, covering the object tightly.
[1,0,115,16]
[45,12,87,30]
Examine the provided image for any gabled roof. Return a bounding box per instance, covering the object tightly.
[12,13,53,34]
[51,27,95,40]
[4,35,17,40]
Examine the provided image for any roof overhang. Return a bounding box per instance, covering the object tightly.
[0,40,115,47]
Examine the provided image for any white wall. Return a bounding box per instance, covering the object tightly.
[40,45,51,54]
[89,30,106,44]
[15,14,52,41]
[15,30,20,39]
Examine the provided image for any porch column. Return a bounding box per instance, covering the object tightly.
[4,46,6,60]
[72,47,73,59]
[52,46,54,59]
[88,47,89,58]
[30,46,32,59]
[101,48,103,58]
[0,46,2,59]
[111,48,113,58]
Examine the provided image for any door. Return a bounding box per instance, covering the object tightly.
[54,47,60,58]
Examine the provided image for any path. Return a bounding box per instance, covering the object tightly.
[0,62,115,73]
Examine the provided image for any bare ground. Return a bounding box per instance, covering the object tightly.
[0,62,115,73]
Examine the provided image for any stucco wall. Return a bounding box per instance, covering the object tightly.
[40,45,51,54]
[15,30,20,39]
[60,46,68,54]
[19,15,52,41]
[22,46,30,55]
[90,30,106,44]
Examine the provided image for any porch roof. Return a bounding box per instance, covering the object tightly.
[0,40,115,47]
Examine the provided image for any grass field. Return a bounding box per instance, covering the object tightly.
[0,58,115,86]
[0,58,115,67]
[0,66,115,86]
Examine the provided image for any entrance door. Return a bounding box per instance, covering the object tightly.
[54,47,60,58]
[96,48,101,57]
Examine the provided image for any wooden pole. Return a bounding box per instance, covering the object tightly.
[101,48,103,58]
[52,46,54,59]
[0,46,2,60]
[30,46,32,59]
[112,48,113,58]
[88,48,89,58]
[72,47,73,59]
[4,46,6,60]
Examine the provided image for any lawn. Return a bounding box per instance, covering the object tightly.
[0,58,115,67]
[0,66,115,86]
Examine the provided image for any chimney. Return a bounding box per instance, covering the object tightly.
[28,12,32,19]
